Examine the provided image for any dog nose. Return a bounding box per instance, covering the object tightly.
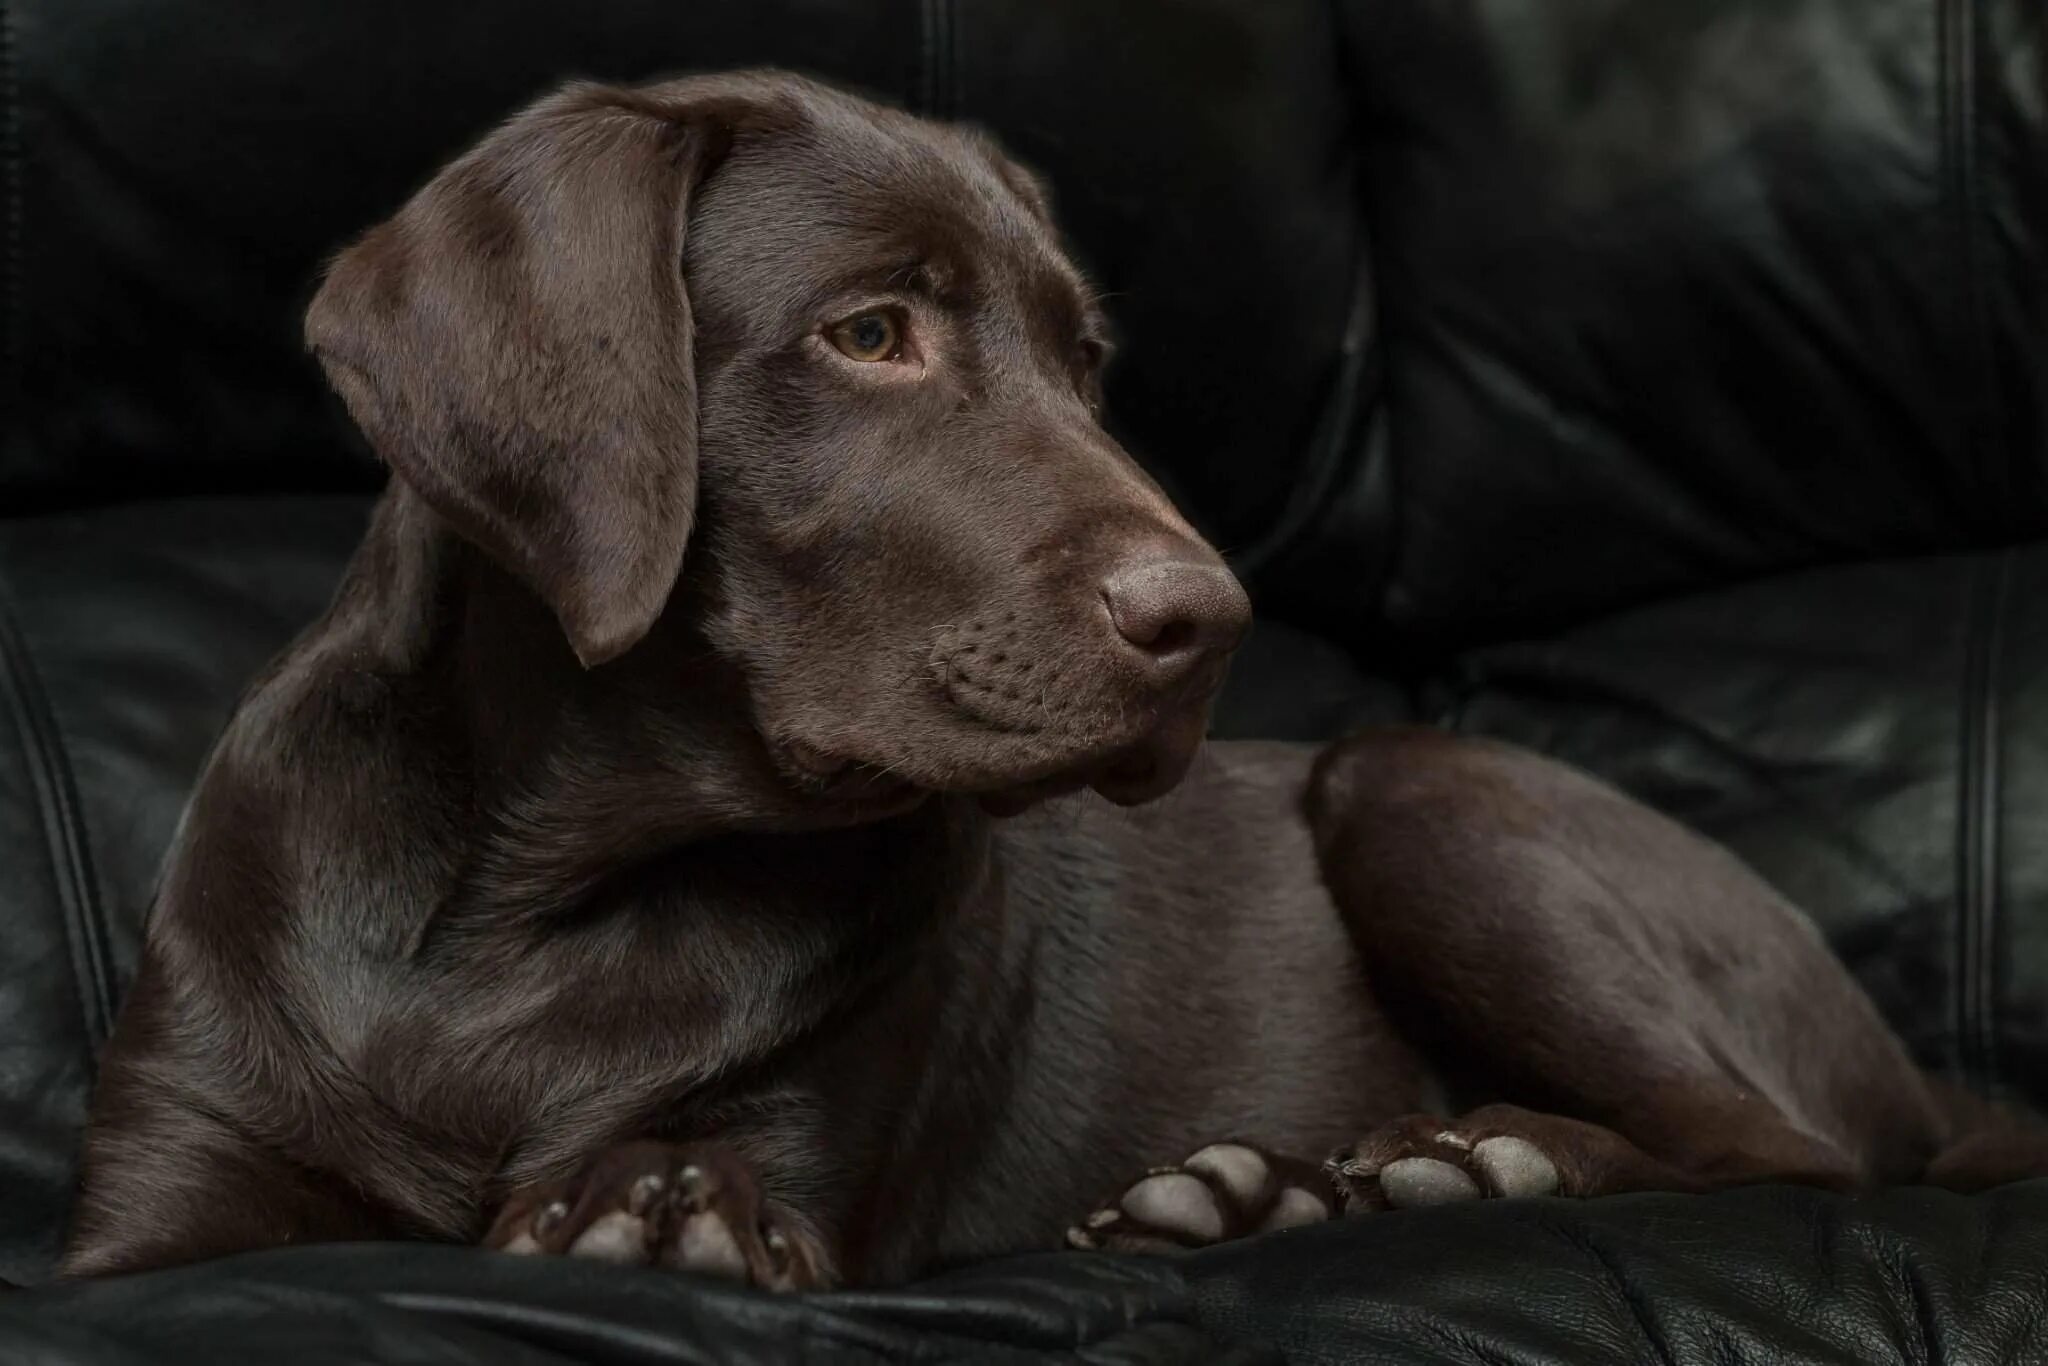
[1100,554,1251,673]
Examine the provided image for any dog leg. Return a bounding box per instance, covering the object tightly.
[1923,1128,2048,1191]
[1305,728,1948,1199]
[1918,1079,2048,1192]
[1064,728,1949,1257]
[486,1141,831,1290]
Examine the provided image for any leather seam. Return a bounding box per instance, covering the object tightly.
[1941,0,2006,516]
[0,587,116,1053]
[919,0,955,120]
[1336,0,1399,630]
[1956,551,2008,1094]
[1230,252,1377,581]
[0,0,20,414]
[1236,0,1390,604]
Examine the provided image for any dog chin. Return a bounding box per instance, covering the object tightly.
[977,704,1211,817]
[772,697,1214,820]
[971,746,1190,817]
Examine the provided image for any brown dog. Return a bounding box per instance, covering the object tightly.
[61,71,2044,1289]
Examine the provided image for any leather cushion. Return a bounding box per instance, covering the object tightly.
[0,1244,1270,1363]
[0,497,370,1283]
[1256,0,2048,645]
[0,1182,2042,1363]
[1186,1179,2048,1365]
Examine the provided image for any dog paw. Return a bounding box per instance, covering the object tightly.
[485,1140,826,1290]
[1065,1142,1336,1253]
[1325,1114,1560,1214]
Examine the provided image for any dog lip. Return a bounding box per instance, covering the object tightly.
[975,698,1210,814]
[773,652,1224,815]
[768,735,923,806]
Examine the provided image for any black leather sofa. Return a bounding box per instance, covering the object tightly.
[3,2,2045,1361]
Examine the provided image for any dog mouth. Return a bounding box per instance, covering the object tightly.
[768,685,1215,819]
[763,626,1230,818]
[972,741,1183,816]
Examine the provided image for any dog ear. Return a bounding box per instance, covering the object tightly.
[306,83,737,667]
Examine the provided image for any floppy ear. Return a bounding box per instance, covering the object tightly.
[307,83,733,667]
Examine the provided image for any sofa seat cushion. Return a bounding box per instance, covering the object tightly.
[1183,1178,2048,1365]
[1,1181,2042,1363]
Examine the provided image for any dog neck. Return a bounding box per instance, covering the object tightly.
[328,485,989,926]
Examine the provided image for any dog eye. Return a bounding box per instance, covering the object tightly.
[829,311,903,363]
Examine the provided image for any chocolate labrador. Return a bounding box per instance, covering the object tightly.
[62,71,2045,1289]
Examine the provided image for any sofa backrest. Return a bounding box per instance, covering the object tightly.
[2,0,2042,648]
[1287,0,2048,648]
[0,2,1358,541]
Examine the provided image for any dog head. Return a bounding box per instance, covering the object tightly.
[308,71,1248,817]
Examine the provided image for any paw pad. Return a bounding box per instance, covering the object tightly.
[1121,1173,1226,1241]
[1067,1141,1333,1253]
[1378,1156,1481,1207]
[484,1141,824,1290]
[1329,1117,1562,1212]
[1471,1135,1560,1198]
